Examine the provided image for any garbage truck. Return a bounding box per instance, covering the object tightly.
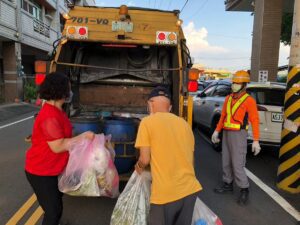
[34,5,199,176]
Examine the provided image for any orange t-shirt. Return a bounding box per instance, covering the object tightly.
[135,112,202,204]
[216,92,260,141]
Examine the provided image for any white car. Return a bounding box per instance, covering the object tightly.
[246,82,285,147]
[193,81,286,149]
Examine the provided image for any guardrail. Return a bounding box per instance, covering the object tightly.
[33,18,50,38]
[64,0,74,8]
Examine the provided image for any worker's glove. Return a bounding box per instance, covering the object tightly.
[252,141,261,156]
[211,131,220,144]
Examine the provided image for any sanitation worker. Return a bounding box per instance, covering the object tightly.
[211,70,261,205]
[135,86,202,225]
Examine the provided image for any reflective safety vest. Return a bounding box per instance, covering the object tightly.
[224,93,249,130]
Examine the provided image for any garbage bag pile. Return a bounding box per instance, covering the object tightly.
[110,171,151,225]
[58,134,119,197]
[191,197,223,225]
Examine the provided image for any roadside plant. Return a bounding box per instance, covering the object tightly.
[24,81,38,101]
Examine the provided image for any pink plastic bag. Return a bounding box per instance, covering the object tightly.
[191,197,223,225]
[58,134,119,197]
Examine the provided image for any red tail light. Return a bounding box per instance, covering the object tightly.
[35,73,46,85]
[78,27,87,36]
[188,81,198,92]
[257,105,268,111]
[158,32,166,41]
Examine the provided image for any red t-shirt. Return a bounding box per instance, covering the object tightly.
[25,103,72,176]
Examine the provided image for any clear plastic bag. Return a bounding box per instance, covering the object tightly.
[58,134,119,197]
[191,197,223,225]
[110,171,151,225]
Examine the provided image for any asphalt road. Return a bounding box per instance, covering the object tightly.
[0,103,299,225]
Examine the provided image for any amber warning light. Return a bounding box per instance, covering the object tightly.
[119,5,128,15]
[35,61,47,73]
[187,69,199,92]
[156,31,177,45]
[66,26,88,39]
[34,61,47,85]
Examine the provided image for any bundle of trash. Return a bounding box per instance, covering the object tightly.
[58,134,119,198]
[110,171,151,225]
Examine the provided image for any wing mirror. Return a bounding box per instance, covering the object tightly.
[197,92,206,98]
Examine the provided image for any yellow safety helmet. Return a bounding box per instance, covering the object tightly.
[232,70,250,83]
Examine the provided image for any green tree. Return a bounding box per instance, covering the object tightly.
[281,13,293,45]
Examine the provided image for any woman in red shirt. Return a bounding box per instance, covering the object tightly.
[25,72,94,225]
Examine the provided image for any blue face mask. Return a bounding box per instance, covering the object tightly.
[65,91,73,103]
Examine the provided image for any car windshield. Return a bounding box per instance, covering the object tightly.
[214,84,231,97]
[247,88,285,106]
[198,83,205,91]
[203,85,216,97]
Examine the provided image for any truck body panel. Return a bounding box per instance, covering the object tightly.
[49,5,193,122]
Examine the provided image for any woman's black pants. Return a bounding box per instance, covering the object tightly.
[25,171,63,225]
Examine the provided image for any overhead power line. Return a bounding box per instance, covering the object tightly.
[187,0,209,19]
[181,0,189,13]
[197,57,250,60]
[209,33,250,40]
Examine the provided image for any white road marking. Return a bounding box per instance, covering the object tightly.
[195,128,300,222]
[245,169,300,221]
[0,116,34,130]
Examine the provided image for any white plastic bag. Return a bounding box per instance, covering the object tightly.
[58,134,119,197]
[110,171,151,225]
[191,197,223,225]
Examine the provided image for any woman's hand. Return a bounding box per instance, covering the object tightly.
[82,131,95,140]
[47,131,95,153]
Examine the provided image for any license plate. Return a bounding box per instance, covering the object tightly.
[112,21,133,32]
[271,113,283,122]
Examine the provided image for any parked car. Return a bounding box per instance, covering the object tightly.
[189,80,216,96]
[197,81,207,92]
[246,82,285,147]
[193,81,286,149]
[193,80,231,133]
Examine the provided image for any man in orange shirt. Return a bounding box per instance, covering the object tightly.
[211,70,260,205]
[135,86,202,225]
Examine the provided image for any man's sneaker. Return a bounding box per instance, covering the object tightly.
[214,182,233,194]
[237,188,249,205]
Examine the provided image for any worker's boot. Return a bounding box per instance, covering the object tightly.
[237,188,249,205]
[214,182,233,194]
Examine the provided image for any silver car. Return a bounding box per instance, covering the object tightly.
[193,80,231,134]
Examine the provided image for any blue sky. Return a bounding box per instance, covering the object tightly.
[95,0,290,71]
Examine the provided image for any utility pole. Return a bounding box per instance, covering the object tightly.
[277,0,300,194]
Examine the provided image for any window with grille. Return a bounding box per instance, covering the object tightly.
[21,0,42,21]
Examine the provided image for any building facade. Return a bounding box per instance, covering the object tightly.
[0,0,94,102]
[225,0,294,82]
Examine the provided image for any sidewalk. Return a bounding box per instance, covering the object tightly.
[0,103,39,123]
